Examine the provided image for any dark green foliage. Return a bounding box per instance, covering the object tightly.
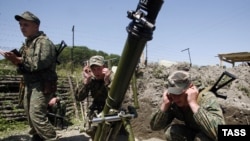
[0,45,121,76]
[55,45,120,68]
[0,69,17,75]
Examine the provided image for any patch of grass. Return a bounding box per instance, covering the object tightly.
[0,118,29,137]
[69,117,83,125]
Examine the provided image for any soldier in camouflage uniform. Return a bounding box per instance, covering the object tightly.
[2,11,58,141]
[75,55,114,138]
[150,70,225,141]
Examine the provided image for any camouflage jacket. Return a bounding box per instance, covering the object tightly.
[18,31,57,83]
[75,72,115,112]
[150,91,225,140]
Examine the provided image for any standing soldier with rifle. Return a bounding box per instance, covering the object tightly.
[2,11,59,141]
[75,55,115,139]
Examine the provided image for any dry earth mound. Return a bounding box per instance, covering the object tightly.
[127,63,250,140]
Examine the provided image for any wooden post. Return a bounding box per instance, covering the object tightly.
[67,74,79,119]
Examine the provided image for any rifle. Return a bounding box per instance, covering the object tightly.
[93,0,164,141]
[47,112,68,129]
[55,40,67,65]
[209,71,237,99]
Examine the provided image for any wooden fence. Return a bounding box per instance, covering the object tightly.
[0,75,76,121]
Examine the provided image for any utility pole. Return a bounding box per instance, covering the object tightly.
[181,48,192,67]
[71,25,75,74]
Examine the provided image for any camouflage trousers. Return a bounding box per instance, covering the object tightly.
[23,81,58,141]
[164,124,213,141]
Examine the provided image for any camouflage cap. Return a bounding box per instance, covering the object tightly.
[89,55,104,67]
[167,70,191,95]
[15,11,40,25]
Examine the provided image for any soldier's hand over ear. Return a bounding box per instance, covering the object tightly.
[103,68,111,85]
[186,85,200,113]
[83,66,92,84]
[160,90,172,112]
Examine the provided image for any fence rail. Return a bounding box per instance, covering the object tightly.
[0,75,76,121]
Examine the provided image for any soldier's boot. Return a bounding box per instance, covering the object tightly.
[30,134,43,141]
[28,128,37,135]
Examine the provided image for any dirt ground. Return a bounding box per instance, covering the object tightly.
[0,124,164,141]
[1,63,249,141]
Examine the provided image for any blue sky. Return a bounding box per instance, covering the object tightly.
[0,0,249,66]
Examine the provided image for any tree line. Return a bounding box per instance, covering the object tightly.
[0,45,121,75]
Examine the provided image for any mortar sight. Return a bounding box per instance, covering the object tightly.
[126,0,164,40]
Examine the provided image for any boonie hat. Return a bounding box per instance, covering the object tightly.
[167,70,191,95]
[89,55,104,67]
[15,11,40,25]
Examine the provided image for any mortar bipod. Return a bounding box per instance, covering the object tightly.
[210,71,237,99]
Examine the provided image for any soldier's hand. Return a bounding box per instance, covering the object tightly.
[186,85,199,104]
[83,66,92,84]
[0,50,5,56]
[103,68,111,85]
[160,90,172,112]
[48,97,58,106]
[163,90,173,104]
[2,52,22,65]
[185,85,200,113]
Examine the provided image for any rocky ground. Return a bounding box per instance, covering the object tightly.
[1,63,249,141]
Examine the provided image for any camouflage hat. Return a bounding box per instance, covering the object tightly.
[167,70,191,95]
[15,11,40,25]
[89,55,104,67]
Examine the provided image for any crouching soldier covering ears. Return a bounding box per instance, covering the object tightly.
[150,70,225,141]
